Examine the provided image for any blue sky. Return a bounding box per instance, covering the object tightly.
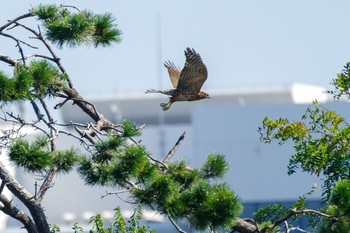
[2,1,350,95]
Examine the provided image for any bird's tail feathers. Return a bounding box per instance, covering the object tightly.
[146,89,176,96]
[145,89,161,94]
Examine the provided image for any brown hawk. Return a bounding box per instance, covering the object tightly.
[146,48,209,111]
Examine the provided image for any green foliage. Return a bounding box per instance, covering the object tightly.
[0,71,17,101]
[93,13,122,47]
[49,224,60,233]
[32,4,121,48]
[125,205,155,233]
[78,133,157,186]
[329,180,350,215]
[0,60,66,102]
[134,176,242,231]
[79,131,242,232]
[32,4,60,22]
[317,179,350,232]
[122,120,142,137]
[14,67,32,99]
[112,145,152,184]
[9,137,52,172]
[92,135,124,163]
[45,10,95,47]
[9,137,79,173]
[133,173,182,213]
[0,69,31,102]
[328,62,350,99]
[81,206,155,233]
[52,148,79,173]
[168,160,199,188]
[254,203,289,224]
[78,157,114,186]
[200,152,229,179]
[259,117,308,144]
[259,102,350,197]
[28,60,66,97]
[78,122,153,186]
[72,223,83,233]
[181,182,242,230]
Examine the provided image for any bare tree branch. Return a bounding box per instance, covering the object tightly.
[231,218,259,233]
[0,32,37,65]
[0,54,17,66]
[261,208,339,233]
[163,131,186,164]
[0,13,33,32]
[168,215,187,233]
[36,169,56,203]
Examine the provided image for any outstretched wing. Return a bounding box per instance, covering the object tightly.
[176,48,207,94]
[164,61,181,88]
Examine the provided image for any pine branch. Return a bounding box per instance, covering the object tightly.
[36,168,56,203]
[0,54,17,66]
[0,32,37,65]
[5,112,49,137]
[231,218,259,233]
[0,160,50,233]
[38,98,57,151]
[0,194,37,233]
[11,21,73,88]
[262,208,339,233]
[168,215,187,233]
[0,12,33,32]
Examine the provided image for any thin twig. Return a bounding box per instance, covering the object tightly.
[0,13,33,32]
[101,191,137,204]
[0,32,37,65]
[5,112,50,137]
[147,154,168,169]
[263,208,340,233]
[24,54,56,62]
[1,33,38,50]
[163,131,186,164]
[38,98,57,151]
[12,21,74,88]
[75,126,96,144]
[60,4,81,12]
[57,129,91,148]
[101,190,129,199]
[168,216,187,233]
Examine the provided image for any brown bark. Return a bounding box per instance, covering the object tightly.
[0,162,49,233]
[232,218,259,233]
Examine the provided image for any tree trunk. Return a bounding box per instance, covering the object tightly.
[0,161,50,233]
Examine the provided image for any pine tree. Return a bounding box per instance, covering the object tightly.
[0,4,241,233]
[1,4,349,233]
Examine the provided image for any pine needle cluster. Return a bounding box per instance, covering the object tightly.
[0,60,66,102]
[32,4,122,48]
[77,121,242,231]
[9,136,78,173]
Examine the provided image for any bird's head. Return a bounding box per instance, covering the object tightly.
[198,91,210,99]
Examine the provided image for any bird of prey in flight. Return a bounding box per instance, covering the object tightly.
[146,48,209,111]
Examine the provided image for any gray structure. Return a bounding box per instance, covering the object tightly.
[2,83,338,232]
